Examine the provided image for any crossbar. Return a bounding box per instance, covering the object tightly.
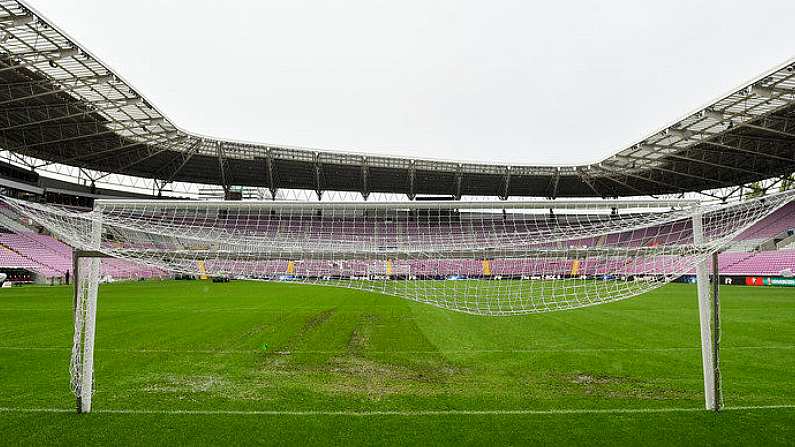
[93,199,701,211]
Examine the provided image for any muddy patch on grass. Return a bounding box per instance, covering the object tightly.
[143,374,228,394]
[256,311,467,400]
[565,372,693,400]
[314,312,465,399]
[347,313,378,353]
[571,374,619,385]
[323,356,414,398]
[142,374,277,402]
[317,355,464,399]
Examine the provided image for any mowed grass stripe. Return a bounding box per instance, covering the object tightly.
[1,345,794,354]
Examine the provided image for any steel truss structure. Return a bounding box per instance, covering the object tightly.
[0,0,793,200]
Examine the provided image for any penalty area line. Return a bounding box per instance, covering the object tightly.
[1,405,794,416]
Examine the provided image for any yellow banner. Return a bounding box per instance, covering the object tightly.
[196,260,208,280]
[571,259,581,275]
[482,259,492,276]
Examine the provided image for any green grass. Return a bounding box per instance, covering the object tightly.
[0,280,793,445]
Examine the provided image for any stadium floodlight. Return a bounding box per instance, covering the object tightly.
[3,190,794,413]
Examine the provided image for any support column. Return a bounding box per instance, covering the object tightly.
[72,215,102,413]
[692,212,718,411]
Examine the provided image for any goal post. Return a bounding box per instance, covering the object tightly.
[692,212,722,411]
[2,190,793,413]
[70,216,103,413]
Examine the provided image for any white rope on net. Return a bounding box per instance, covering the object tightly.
[3,190,793,317]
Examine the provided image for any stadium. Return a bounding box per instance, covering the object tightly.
[0,0,794,444]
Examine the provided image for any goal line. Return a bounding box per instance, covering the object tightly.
[1,404,793,417]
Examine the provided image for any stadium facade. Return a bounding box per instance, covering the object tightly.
[0,0,792,202]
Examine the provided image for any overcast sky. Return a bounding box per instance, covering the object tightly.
[27,0,795,165]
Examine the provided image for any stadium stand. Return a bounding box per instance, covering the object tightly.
[718,249,795,275]
[728,202,795,252]
[0,206,166,283]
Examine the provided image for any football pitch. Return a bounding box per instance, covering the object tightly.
[0,280,793,445]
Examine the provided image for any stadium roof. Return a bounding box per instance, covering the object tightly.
[0,0,794,199]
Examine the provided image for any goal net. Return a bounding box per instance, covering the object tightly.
[3,190,793,412]
[4,190,793,317]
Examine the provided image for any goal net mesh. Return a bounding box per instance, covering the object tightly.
[3,191,793,316]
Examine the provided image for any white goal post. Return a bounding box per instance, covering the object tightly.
[4,190,794,413]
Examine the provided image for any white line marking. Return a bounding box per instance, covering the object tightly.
[0,405,793,416]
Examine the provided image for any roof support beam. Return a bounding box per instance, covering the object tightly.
[609,158,727,186]
[702,140,795,164]
[740,122,795,139]
[0,109,162,132]
[594,165,696,195]
[1,117,164,133]
[671,154,767,178]
[0,75,111,93]
[153,138,203,186]
[265,149,277,200]
[1,47,80,61]
[361,157,369,200]
[93,136,189,181]
[584,163,658,197]
[0,47,81,74]
[217,141,229,193]
[77,168,99,193]
[621,149,770,178]
[3,116,175,153]
[500,167,511,200]
[0,148,36,170]
[454,164,463,200]
[576,168,603,197]
[0,111,97,132]
[0,76,113,107]
[594,172,650,197]
[407,160,416,200]
[313,152,322,200]
[547,168,560,199]
[6,126,117,151]
[60,133,179,164]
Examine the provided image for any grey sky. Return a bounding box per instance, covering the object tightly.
[27,0,795,165]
